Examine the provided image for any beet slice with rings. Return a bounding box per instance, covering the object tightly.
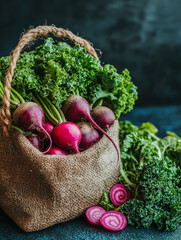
[100,210,127,231]
[86,206,106,226]
[109,184,131,207]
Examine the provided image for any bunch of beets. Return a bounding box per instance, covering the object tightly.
[13,95,119,159]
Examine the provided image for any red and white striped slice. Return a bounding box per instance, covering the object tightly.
[109,184,131,207]
[100,210,127,231]
[86,206,106,226]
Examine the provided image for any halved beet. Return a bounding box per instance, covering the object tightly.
[100,210,127,231]
[109,184,131,207]
[85,206,106,226]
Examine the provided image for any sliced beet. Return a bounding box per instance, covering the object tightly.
[109,184,131,207]
[100,210,127,231]
[85,206,106,226]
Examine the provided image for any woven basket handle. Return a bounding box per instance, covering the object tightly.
[0,25,99,136]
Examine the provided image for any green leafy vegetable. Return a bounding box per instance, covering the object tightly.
[0,80,25,109]
[0,38,137,118]
[99,121,181,231]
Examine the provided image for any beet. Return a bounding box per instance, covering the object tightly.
[47,146,67,156]
[76,122,100,151]
[26,134,42,151]
[109,184,131,207]
[92,106,115,130]
[63,95,119,162]
[44,122,54,135]
[13,102,52,153]
[52,122,82,153]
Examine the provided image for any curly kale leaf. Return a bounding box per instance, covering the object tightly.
[99,121,181,231]
[99,192,116,211]
[96,66,138,118]
[0,38,137,119]
[121,156,181,231]
[118,121,160,191]
[119,122,181,231]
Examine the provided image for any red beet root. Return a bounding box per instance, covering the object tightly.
[76,122,100,151]
[52,122,82,153]
[26,134,42,151]
[44,122,54,135]
[13,102,52,153]
[92,106,115,130]
[63,95,119,162]
[47,146,67,156]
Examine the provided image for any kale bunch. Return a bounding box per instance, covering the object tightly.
[0,38,137,118]
[99,121,181,231]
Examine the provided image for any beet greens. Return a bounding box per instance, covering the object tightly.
[99,121,181,231]
[0,37,137,119]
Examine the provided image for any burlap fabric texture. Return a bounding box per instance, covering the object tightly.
[0,26,120,232]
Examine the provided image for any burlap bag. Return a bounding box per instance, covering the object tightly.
[0,26,120,232]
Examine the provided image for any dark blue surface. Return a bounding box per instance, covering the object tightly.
[0,106,181,240]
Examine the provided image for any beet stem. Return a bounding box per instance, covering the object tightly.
[74,144,80,154]
[87,116,119,163]
[40,128,52,154]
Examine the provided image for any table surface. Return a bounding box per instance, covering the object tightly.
[0,106,181,240]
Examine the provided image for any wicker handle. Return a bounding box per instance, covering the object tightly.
[0,25,99,136]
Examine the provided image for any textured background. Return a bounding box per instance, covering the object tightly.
[0,0,181,239]
[1,0,181,106]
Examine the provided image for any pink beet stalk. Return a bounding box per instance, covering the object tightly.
[100,211,127,231]
[109,184,131,207]
[63,95,119,162]
[86,206,106,226]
